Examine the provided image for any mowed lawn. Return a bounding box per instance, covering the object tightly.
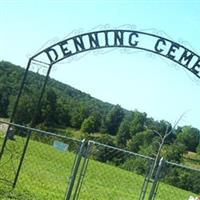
[0,134,197,200]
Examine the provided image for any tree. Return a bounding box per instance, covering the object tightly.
[91,134,116,163]
[116,113,132,147]
[70,103,90,129]
[42,89,58,126]
[146,119,175,144]
[122,157,149,175]
[104,104,124,135]
[146,115,183,178]
[176,126,200,152]
[0,88,9,117]
[81,116,98,133]
[127,130,155,153]
[14,95,35,124]
[56,102,70,127]
[129,111,146,136]
[196,143,200,155]
[162,143,186,163]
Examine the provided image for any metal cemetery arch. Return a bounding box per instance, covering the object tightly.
[9,29,200,123]
[8,29,200,128]
[1,29,200,193]
[30,29,200,75]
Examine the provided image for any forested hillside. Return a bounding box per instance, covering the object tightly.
[1,60,200,163]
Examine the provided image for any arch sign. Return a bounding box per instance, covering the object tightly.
[1,29,200,190]
[5,29,200,126]
[32,29,200,78]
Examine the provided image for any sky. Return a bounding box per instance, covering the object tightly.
[1,0,200,129]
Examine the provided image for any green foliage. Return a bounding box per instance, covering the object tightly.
[146,119,175,144]
[103,104,125,135]
[41,89,58,126]
[87,134,117,163]
[55,102,70,126]
[81,116,98,133]
[176,126,200,152]
[162,143,186,163]
[1,60,200,170]
[0,61,113,130]
[164,167,200,194]
[121,157,150,175]
[197,144,200,155]
[116,114,132,147]
[129,111,146,135]
[116,111,147,147]
[14,95,36,124]
[0,87,9,117]
[127,130,155,153]
[70,104,89,128]
[138,143,156,157]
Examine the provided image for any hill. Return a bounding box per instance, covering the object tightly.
[0,61,113,126]
[0,60,200,166]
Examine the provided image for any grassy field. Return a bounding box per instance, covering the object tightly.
[0,132,198,200]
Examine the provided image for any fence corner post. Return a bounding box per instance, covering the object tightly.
[148,157,165,200]
[65,139,86,200]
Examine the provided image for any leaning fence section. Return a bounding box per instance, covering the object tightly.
[76,141,154,200]
[0,120,82,200]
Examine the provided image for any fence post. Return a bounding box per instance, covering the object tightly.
[72,140,94,200]
[65,139,86,200]
[139,158,154,200]
[148,157,165,200]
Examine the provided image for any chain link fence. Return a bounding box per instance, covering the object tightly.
[154,160,200,200]
[1,120,200,200]
[0,123,27,198]
[0,120,82,200]
[74,141,154,200]
[72,142,200,200]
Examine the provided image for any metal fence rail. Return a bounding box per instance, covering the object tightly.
[1,120,200,200]
[0,120,82,200]
[154,160,200,200]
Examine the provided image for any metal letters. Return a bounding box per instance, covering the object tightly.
[31,30,200,78]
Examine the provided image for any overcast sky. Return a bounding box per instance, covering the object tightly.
[1,0,200,128]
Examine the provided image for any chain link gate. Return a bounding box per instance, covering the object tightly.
[66,140,154,200]
[1,120,200,200]
[65,144,200,200]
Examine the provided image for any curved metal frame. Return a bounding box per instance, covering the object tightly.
[31,29,200,77]
[9,30,200,127]
[8,30,200,128]
[0,29,200,190]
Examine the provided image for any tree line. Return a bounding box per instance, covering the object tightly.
[0,61,200,158]
[1,60,200,193]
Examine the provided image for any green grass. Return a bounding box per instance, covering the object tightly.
[0,134,198,200]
